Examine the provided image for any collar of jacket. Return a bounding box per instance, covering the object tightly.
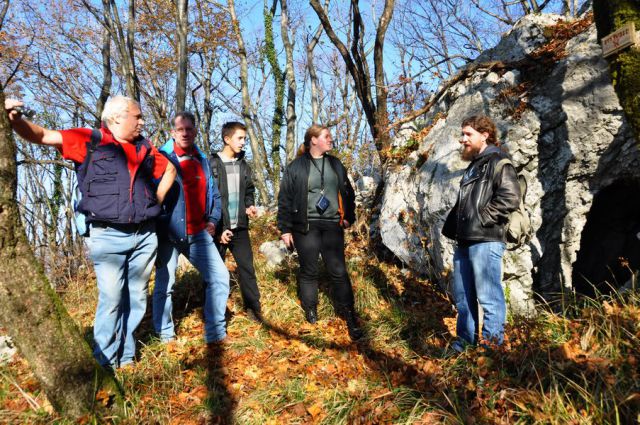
[213,150,246,161]
[304,151,328,161]
[160,139,207,160]
[99,125,149,148]
[472,145,503,162]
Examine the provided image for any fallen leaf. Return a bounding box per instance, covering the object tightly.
[291,402,307,417]
[95,389,112,407]
[307,401,324,419]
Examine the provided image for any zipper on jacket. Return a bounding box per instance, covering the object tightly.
[305,158,310,232]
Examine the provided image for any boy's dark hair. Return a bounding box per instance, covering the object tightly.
[173,111,197,127]
[222,121,247,143]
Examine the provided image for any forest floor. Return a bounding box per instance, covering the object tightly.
[0,212,639,424]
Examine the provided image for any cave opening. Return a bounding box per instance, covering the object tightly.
[572,178,640,296]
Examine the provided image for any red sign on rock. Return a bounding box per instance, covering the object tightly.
[601,22,638,57]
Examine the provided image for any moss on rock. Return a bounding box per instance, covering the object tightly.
[594,0,640,142]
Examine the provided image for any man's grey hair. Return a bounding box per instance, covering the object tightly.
[101,95,139,127]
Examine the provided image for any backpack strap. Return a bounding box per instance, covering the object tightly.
[494,157,527,201]
[210,154,220,181]
[77,129,102,182]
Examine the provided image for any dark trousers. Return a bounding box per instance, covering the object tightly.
[293,220,355,312]
[216,228,261,311]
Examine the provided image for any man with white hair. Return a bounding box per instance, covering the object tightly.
[5,96,176,369]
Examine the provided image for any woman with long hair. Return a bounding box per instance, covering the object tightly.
[277,125,362,340]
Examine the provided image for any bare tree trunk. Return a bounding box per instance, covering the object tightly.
[175,0,189,112]
[309,0,394,158]
[306,21,323,124]
[264,0,284,191]
[191,50,217,151]
[0,89,122,419]
[593,0,640,142]
[125,0,140,101]
[228,0,271,203]
[82,0,140,101]
[96,0,113,127]
[280,0,297,164]
[0,0,9,34]
[372,0,395,151]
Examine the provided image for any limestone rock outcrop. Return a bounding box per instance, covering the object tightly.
[379,13,640,315]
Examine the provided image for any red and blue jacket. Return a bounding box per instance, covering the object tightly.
[156,140,221,244]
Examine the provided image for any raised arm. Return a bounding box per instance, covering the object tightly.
[5,99,62,147]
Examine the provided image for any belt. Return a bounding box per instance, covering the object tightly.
[91,220,155,233]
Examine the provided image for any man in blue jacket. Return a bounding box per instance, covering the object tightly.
[153,111,230,344]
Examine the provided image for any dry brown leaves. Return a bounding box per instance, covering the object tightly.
[534,13,595,62]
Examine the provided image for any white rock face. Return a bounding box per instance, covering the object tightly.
[0,335,16,365]
[379,16,640,316]
[476,14,562,63]
[259,240,290,269]
[355,175,381,208]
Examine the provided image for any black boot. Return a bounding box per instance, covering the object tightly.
[342,309,363,341]
[246,307,263,323]
[303,306,317,324]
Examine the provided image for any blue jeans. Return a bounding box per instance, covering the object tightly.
[153,230,230,343]
[452,241,506,351]
[86,222,157,368]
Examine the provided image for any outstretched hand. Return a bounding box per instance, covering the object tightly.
[4,98,24,122]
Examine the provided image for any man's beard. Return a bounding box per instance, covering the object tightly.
[460,145,480,161]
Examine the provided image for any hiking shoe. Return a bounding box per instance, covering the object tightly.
[304,307,318,324]
[247,308,263,323]
[344,311,364,341]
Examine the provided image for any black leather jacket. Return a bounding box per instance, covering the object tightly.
[277,153,356,234]
[442,146,520,243]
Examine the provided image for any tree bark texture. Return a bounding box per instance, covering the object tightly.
[593,0,640,142]
[175,0,189,112]
[264,2,284,192]
[306,21,324,125]
[228,0,271,203]
[0,89,121,418]
[373,0,395,152]
[309,0,394,156]
[96,0,113,128]
[280,0,297,164]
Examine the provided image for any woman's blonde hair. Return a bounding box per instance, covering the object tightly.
[298,124,329,157]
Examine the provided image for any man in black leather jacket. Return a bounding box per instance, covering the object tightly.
[442,115,520,352]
